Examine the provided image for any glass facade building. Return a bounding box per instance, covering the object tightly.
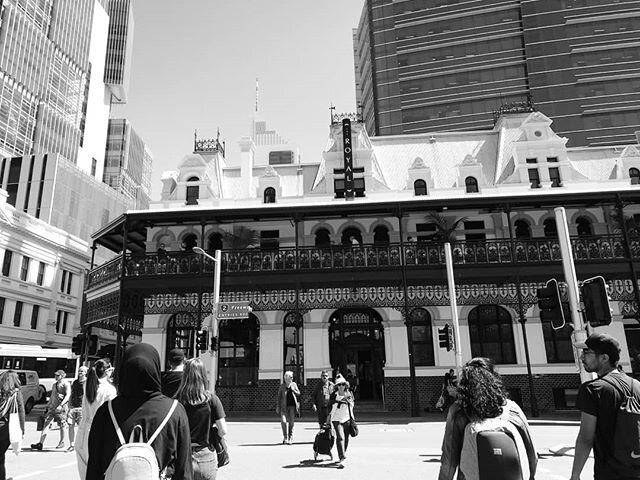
[355,0,640,146]
[104,0,134,104]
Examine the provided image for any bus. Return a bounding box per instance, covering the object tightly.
[0,344,80,400]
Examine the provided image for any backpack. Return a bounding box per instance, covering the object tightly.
[104,399,178,480]
[603,375,640,471]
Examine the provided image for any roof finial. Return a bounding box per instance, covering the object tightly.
[255,77,259,113]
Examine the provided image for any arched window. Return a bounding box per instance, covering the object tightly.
[314,228,331,247]
[514,219,531,238]
[543,218,557,237]
[218,314,259,386]
[186,176,199,205]
[414,179,427,196]
[541,318,574,363]
[410,308,434,366]
[207,233,223,251]
[181,233,198,252]
[264,187,276,204]
[465,176,479,193]
[283,311,304,382]
[630,168,640,185]
[165,313,198,365]
[576,216,592,236]
[468,305,516,364]
[341,226,362,245]
[373,225,390,244]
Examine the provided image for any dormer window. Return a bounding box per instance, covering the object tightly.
[414,179,427,196]
[528,169,541,188]
[465,176,479,193]
[630,168,640,185]
[264,187,276,204]
[549,167,562,187]
[186,176,200,205]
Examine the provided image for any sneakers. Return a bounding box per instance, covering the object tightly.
[67,445,74,452]
[282,438,287,445]
[55,443,65,449]
[30,443,43,451]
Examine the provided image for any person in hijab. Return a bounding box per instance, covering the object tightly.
[86,343,193,480]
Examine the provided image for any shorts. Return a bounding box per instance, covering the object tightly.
[67,407,82,425]
[44,405,68,428]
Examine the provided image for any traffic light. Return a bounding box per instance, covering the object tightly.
[210,336,218,352]
[581,276,612,327]
[537,279,566,330]
[438,324,452,351]
[87,334,99,356]
[96,344,115,360]
[71,334,84,355]
[196,330,209,351]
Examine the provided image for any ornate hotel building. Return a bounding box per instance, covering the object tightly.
[85,109,640,414]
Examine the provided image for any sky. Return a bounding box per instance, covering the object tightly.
[113,0,366,200]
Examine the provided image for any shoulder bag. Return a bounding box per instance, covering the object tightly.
[347,401,359,438]
[8,393,21,455]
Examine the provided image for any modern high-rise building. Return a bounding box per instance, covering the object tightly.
[104,119,152,209]
[104,0,134,104]
[354,0,640,147]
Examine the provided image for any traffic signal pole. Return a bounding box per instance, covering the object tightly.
[444,243,463,374]
[554,207,593,383]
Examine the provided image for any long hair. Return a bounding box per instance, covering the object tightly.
[457,357,508,420]
[0,370,20,400]
[175,358,209,406]
[85,359,110,404]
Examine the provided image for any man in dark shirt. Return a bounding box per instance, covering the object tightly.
[312,370,335,426]
[67,366,87,452]
[161,348,185,398]
[570,332,640,480]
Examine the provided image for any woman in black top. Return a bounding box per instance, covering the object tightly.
[0,371,25,480]
[175,358,227,480]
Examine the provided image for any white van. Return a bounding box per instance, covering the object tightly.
[0,369,42,413]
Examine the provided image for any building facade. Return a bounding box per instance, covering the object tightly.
[104,0,134,104]
[355,0,640,147]
[85,110,640,414]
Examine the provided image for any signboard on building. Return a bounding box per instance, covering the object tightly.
[342,118,354,199]
[216,301,252,319]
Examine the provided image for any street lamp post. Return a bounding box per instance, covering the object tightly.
[193,247,222,390]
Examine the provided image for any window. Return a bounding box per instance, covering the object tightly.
[514,219,531,238]
[314,228,331,247]
[373,225,390,244]
[260,230,279,250]
[414,179,427,196]
[36,262,45,286]
[544,218,558,237]
[464,221,485,241]
[630,168,640,185]
[410,308,435,366]
[465,176,479,193]
[186,177,199,205]
[542,319,574,363]
[207,233,223,252]
[283,312,304,382]
[334,179,346,198]
[416,223,437,242]
[549,167,562,187]
[13,301,23,327]
[468,305,516,364]
[60,270,73,294]
[0,298,4,324]
[20,256,30,281]
[56,310,69,334]
[547,157,558,163]
[218,315,259,386]
[576,217,592,236]
[526,158,537,164]
[30,305,39,330]
[528,168,541,188]
[268,151,294,165]
[2,250,12,277]
[263,187,276,204]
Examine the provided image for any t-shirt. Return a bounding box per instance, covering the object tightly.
[50,380,70,409]
[161,371,183,398]
[286,387,297,407]
[69,379,84,408]
[182,393,226,449]
[576,371,640,480]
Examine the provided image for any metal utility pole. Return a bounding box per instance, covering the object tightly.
[444,243,463,373]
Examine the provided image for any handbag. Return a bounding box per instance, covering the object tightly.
[347,403,359,438]
[209,425,230,467]
[8,394,21,455]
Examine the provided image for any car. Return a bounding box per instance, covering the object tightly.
[0,369,42,413]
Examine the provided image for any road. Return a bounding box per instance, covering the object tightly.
[6,409,590,480]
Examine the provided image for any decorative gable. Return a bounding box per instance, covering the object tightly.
[456,154,484,192]
[257,165,282,200]
[407,156,434,194]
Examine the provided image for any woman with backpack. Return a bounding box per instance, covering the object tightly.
[438,357,537,480]
[75,359,117,480]
[0,371,24,480]
[175,358,227,480]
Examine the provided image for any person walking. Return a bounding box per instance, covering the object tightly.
[438,357,537,480]
[175,358,228,480]
[31,369,71,451]
[66,365,87,452]
[312,370,334,427]
[0,371,25,480]
[570,333,640,480]
[75,359,117,480]
[326,374,354,469]
[275,370,300,445]
[162,348,185,398]
[86,343,193,480]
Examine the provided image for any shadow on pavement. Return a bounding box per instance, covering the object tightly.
[283,459,342,469]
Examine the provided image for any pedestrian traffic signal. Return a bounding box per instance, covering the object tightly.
[87,334,99,356]
[210,336,218,351]
[438,324,453,351]
[71,334,84,355]
[581,276,612,327]
[196,330,208,351]
[537,279,566,330]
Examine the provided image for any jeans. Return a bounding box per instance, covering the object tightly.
[280,406,296,440]
[192,446,218,480]
[317,406,329,426]
[332,421,350,461]
[0,420,9,480]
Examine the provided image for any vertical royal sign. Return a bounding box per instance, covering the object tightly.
[342,118,354,199]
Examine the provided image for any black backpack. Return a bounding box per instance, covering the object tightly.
[603,375,640,471]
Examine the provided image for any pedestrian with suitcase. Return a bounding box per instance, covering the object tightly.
[438,357,537,480]
[312,424,334,461]
[326,374,355,469]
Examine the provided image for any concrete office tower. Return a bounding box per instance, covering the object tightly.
[354,0,640,147]
[0,0,98,164]
[104,119,152,209]
[104,0,134,104]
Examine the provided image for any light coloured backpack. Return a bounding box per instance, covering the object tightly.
[104,399,178,480]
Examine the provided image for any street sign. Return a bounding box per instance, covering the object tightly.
[216,301,252,319]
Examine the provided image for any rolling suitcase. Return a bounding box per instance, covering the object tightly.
[313,426,334,461]
[476,430,522,480]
